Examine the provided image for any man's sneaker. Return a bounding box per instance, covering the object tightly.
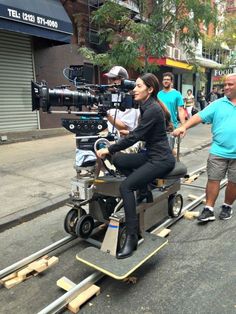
[219,205,233,220]
[197,207,216,222]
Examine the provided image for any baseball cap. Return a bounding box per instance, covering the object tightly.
[104,66,129,79]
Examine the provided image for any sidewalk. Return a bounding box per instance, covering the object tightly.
[0,124,212,232]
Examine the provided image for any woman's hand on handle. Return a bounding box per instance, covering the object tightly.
[96,148,109,159]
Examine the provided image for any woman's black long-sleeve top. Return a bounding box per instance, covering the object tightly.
[108,96,174,162]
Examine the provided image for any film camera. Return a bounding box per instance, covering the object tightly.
[31,65,138,170]
[31,65,136,137]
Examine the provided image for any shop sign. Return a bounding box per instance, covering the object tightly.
[213,67,234,84]
[214,68,234,76]
[0,5,59,30]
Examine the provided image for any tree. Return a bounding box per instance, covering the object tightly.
[202,15,236,67]
[79,0,217,72]
[220,16,236,50]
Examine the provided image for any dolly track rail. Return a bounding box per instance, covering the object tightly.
[0,235,75,280]
[0,234,101,280]
[38,178,228,314]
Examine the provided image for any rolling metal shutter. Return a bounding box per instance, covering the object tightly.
[0,30,38,131]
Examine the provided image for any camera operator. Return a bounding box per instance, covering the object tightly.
[104,66,140,136]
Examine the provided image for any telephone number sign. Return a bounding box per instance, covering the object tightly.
[1,6,59,30]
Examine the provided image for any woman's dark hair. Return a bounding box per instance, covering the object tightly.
[140,73,173,132]
[187,89,192,93]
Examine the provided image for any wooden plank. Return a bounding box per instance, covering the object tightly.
[184,174,199,184]
[184,210,200,220]
[155,228,171,238]
[1,256,58,289]
[28,260,48,273]
[47,256,59,268]
[57,276,76,291]
[156,179,165,187]
[0,272,17,284]
[4,276,24,289]
[67,284,100,313]
[17,267,33,279]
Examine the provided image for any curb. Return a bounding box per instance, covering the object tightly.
[0,193,70,233]
[0,128,70,145]
[180,140,211,157]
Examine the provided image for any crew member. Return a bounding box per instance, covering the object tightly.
[104,66,139,135]
[172,73,236,222]
[96,73,175,259]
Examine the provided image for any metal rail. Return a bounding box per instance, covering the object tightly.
[38,271,104,314]
[0,235,75,279]
[186,166,206,178]
[0,233,102,280]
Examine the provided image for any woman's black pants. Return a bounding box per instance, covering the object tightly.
[112,152,175,235]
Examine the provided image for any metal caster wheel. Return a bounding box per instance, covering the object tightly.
[75,214,94,238]
[64,208,78,235]
[168,193,183,218]
[64,207,86,235]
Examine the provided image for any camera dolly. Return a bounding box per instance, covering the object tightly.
[65,136,187,279]
[31,72,187,279]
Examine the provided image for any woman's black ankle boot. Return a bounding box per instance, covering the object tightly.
[116,234,138,259]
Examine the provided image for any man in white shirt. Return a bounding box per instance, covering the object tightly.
[104,66,139,135]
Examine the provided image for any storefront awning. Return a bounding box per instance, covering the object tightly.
[147,57,193,70]
[0,0,73,43]
[194,57,222,69]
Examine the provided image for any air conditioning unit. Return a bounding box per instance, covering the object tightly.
[173,48,180,60]
[166,46,173,58]
[170,33,175,45]
[89,29,99,45]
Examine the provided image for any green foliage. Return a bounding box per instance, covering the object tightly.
[202,15,236,67]
[79,0,217,72]
[221,16,236,49]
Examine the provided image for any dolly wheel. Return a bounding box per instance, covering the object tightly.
[64,208,78,235]
[75,214,94,238]
[168,193,183,218]
[117,224,127,251]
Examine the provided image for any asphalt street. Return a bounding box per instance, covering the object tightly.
[0,146,235,314]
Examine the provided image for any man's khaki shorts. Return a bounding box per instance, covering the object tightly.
[207,154,236,183]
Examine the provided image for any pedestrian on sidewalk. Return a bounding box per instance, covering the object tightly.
[172,73,236,222]
[197,87,206,110]
[184,89,196,119]
[206,86,219,104]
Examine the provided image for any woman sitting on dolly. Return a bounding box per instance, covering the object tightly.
[96,73,175,259]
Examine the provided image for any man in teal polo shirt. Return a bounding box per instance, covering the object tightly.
[172,73,236,221]
[158,72,185,129]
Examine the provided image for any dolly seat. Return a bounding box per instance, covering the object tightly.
[162,161,187,180]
